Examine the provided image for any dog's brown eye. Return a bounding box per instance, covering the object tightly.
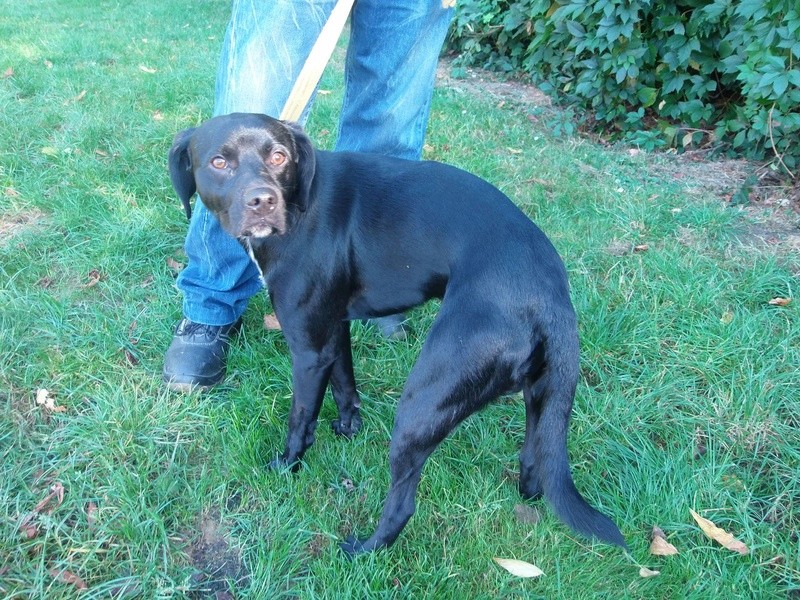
[269,151,287,166]
[211,156,227,169]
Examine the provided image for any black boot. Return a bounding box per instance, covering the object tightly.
[163,318,241,391]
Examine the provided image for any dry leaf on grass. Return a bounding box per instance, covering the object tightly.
[768,297,792,306]
[166,256,184,274]
[86,502,98,530]
[83,269,103,288]
[649,526,679,556]
[493,557,544,578]
[123,348,139,367]
[50,568,87,590]
[690,509,748,555]
[639,567,660,578]
[19,482,66,538]
[263,313,282,330]
[35,389,67,413]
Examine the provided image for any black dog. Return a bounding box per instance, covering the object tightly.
[169,113,626,554]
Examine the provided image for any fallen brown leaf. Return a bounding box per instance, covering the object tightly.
[633,243,650,252]
[83,269,103,288]
[768,297,791,307]
[166,257,184,274]
[649,526,679,556]
[21,522,39,539]
[19,482,66,537]
[263,313,282,330]
[35,389,67,413]
[50,482,65,506]
[690,509,748,555]
[639,567,660,578]
[493,557,544,578]
[86,502,97,530]
[138,65,157,73]
[3,67,13,78]
[50,568,87,590]
[123,348,139,367]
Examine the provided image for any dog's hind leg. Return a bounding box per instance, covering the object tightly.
[340,307,511,555]
[519,384,544,500]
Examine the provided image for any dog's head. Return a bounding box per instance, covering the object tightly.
[168,113,315,239]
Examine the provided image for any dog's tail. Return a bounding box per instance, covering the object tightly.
[526,318,627,549]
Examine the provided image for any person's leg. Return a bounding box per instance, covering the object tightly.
[336,0,453,159]
[336,0,453,336]
[165,0,335,390]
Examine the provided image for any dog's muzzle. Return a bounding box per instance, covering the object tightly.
[237,186,287,237]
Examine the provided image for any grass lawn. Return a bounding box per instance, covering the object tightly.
[1,1,798,597]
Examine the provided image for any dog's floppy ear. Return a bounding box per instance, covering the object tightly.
[168,127,197,220]
[284,121,316,212]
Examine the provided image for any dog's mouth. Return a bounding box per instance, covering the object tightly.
[238,225,278,239]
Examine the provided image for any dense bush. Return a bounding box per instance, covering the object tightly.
[448,0,800,172]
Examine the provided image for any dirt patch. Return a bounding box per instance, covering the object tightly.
[649,154,800,252]
[186,510,249,599]
[0,209,46,243]
[437,59,551,108]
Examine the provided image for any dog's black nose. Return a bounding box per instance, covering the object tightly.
[246,194,276,209]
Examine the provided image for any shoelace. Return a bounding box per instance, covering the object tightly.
[178,320,224,339]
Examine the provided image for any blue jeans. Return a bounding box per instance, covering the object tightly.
[178,0,453,326]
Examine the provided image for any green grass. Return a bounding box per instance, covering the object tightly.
[2,1,798,598]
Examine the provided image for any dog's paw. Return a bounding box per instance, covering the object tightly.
[331,414,362,438]
[339,535,367,557]
[518,481,543,501]
[268,455,301,473]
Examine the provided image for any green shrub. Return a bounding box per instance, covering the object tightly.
[448,0,800,173]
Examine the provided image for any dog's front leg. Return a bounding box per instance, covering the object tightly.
[329,323,362,438]
[270,346,335,471]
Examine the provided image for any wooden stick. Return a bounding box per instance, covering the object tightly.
[279,0,356,121]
